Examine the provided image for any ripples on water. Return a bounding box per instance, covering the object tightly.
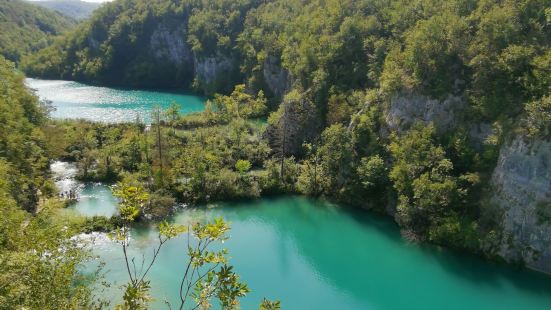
[26,78,205,123]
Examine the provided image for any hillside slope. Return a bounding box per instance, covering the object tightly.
[23,0,260,91]
[0,0,76,63]
[28,0,101,20]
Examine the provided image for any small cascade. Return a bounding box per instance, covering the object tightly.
[50,161,83,201]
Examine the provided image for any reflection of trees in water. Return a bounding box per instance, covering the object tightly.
[221,196,551,308]
[93,196,551,309]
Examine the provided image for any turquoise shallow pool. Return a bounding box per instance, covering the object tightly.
[26,78,205,123]
[83,196,551,310]
[69,183,119,218]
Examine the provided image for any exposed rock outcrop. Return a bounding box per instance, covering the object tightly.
[467,122,495,149]
[263,56,290,98]
[385,92,467,134]
[150,24,193,65]
[491,136,551,273]
[194,53,239,94]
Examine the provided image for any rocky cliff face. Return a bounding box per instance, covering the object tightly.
[149,23,241,93]
[491,137,551,273]
[193,53,238,94]
[263,56,290,98]
[385,92,466,134]
[150,24,193,65]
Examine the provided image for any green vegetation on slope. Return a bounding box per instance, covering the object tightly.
[0,0,76,63]
[0,55,276,309]
[0,56,101,309]
[28,0,101,20]
[0,56,51,212]
[0,0,550,306]
[23,0,262,88]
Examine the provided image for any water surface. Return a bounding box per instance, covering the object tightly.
[85,196,551,310]
[51,161,118,217]
[26,78,205,123]
[69,183,118,217]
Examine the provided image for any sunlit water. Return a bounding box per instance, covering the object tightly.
[51,161,118,217]
[26,78,205,123]
[79,196,551,310]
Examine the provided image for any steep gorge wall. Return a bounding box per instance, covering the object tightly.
[149,24,193,66]
[384,92,467,134]
[382,92,551,273]
[262,56,290,99]
[193,53,240,95]
[491,137,551,273]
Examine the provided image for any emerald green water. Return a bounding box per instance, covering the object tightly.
[84,196,551,309]
[26,78,205,123]
[68,183,119,217]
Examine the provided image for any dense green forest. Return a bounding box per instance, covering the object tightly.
[0,0,76,63]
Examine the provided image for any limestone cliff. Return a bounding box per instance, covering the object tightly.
[491,136,551,273]
[384,92,466,134]
[262,56,290,99]
[150,24,193,66]
[193,53,240,95]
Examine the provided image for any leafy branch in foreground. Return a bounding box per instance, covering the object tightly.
[110,181,255,310]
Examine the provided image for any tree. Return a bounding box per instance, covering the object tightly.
[111,182,250,310]
[297,142,325,196]
[213,84,268,121]
[235,159,252,174]
[357,155,388,192]
[317,124,353,195]
[164,101,181,135]
[524,95,551,139]
[388,124,460,234]
[151,106,165,187]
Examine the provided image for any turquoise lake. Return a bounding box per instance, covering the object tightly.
[26,78,205,123]
[79,195,551,310]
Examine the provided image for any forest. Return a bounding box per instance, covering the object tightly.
[0,0,550,309]
[0,0,76,63]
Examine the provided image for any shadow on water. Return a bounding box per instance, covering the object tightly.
[88,195,551,309]
[416,240,551,294]
[333,199,551,294]
[216,196,551,303]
